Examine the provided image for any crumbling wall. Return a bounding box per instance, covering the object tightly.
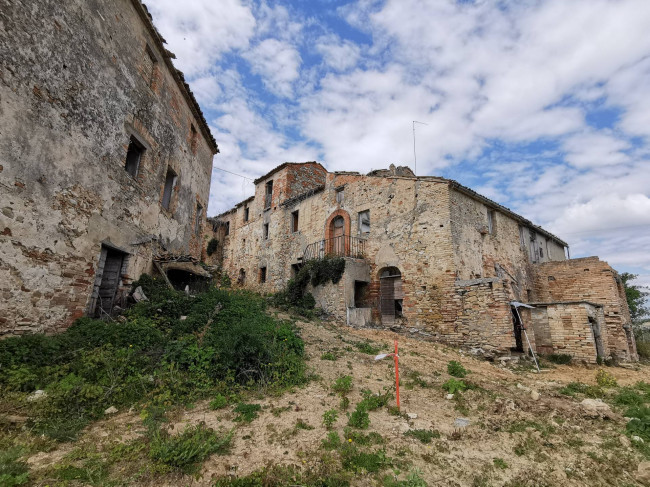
[533,258,636,360]
[529,302,606,363]
[0,0,215,335]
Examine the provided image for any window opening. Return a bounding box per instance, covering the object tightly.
[125,136,144,178]
[263,223,269,240]
[161,167,177,210]
[519,225,525,249]
[259,267,267,283]
[238,268,246,285]
[291,210,299,233]
[144,45,157,88]
[224,221,230,236]
[265,180,273,209]
[244,206,249,222]
[358,210,370,234]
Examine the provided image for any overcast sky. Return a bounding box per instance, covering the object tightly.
[147,0,650,293]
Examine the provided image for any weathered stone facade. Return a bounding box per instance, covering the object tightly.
[0,0,218,335]
[207,162,636,362]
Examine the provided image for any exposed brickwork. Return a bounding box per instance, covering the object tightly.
[206,163,634,360]
[0,0,217,335]
[533,257,637,360]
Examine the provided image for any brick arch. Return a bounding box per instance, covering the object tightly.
[324,209,351,255]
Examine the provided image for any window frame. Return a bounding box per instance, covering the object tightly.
[291,210,299,233]
[161,167,177,210]
[124,135,145,178]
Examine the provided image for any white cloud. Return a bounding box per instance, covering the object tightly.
[315,36,361,71]
[563,131,631,168]
[243,39,302,98]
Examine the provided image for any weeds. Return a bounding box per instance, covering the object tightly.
[332,375,353,395]
[404,429,440,444]
[558,382,604,398]
[545,353,573,365]
[447,360,468,378]
[0,447,29,486]
[493,457,508,469]
[321,351,338,361]
[323,409,339,429]
[149,422,232,474]
[442,378,468,394]
[209,394,229,410]
[348,408,370,429]
[354,342,382,355]
[233,403,262,423]
[596,369,618,387]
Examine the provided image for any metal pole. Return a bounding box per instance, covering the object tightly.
[515,306,540,372]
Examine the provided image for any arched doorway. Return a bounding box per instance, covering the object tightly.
[379,267,403,325]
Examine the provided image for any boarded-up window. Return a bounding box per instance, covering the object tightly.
[125,136,144,177]
[336,187,344,204]
[161,168,176,210]
[358,210,370,234]
[487,209,496,235]
[195,204,203,235]
[291,210,299,233]
[144,45,157,88]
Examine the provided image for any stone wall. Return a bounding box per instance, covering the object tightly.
[529,302,607,363]
[0,0,217,335]
[533,257,636,360]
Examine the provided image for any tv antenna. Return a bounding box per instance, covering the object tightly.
[412,120,428,175]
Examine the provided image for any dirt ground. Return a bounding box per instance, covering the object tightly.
[27,315,650,486]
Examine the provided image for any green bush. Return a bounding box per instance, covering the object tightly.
[209,394,229,410]
[558,382,604,398]
[0,279,306,442]
[596,369,618,387]
[614,388,646,407]
[348,408,370,429]
[0,447,29,486]
[323,409,339,429]
[625,406,650,442]
[206,238,219,256]
[546,353,573,365]
[447,360,468,378]
[332,375,353,395]
[233,403,262,423]
[149,422,231,474]
[404,429,440,444]
[442,378,468,394]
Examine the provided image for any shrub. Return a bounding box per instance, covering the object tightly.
[0,447,29,486]
[596,369,618,387]
[206,238,219,256]
[558,382,604,398]
[233,403,262,423]
[404,429,440,444]
[348,408,370,429]
[625,406,650,442]
[357,389,392,412]
[149,423,231,474]
[447,361,468,378]
[546,353,573,365]
[332,375,353,395]
[614,388,645,407]
[323,409,339,429]
[209,394,229,410]
[442,378,468,394]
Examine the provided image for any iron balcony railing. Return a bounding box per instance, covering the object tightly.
[302,235,367,261]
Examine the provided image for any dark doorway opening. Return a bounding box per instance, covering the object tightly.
[93,247,127,317]
[166,269,210,293]
[379,267,403,325]
[589,316,605,359]
[511,306,524,353]
[354,281,370,308]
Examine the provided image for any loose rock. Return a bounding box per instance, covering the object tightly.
[580,399,614,419]
[104,406,118,415]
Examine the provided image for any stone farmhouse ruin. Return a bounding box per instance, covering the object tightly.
[0,0,218,335]
[207,162,637,363]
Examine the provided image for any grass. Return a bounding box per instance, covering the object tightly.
[493,457,508,469]
[0,275,307,443]
[233,403,262,423]
[545,353,573,365]
[0,447,29,486]
[209,394,229,410]
[332,375,353,395]
[353,341,383,355]
[321,351,339,361]
[404,429,440,444]
[558,382,604,398]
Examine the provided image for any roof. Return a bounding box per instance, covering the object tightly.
[135,1,218,154]
[446,179,568,247]
[253,161,326,184]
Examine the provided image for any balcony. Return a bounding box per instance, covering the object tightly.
[302,235,367,261]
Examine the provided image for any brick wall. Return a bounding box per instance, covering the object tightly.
[533,258,636,360]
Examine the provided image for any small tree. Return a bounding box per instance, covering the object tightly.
[621,273,649,324]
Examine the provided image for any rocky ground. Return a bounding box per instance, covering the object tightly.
[20,314,650,486]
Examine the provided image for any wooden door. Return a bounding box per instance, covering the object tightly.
[331,216,345,255]
[96,249,124,317]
